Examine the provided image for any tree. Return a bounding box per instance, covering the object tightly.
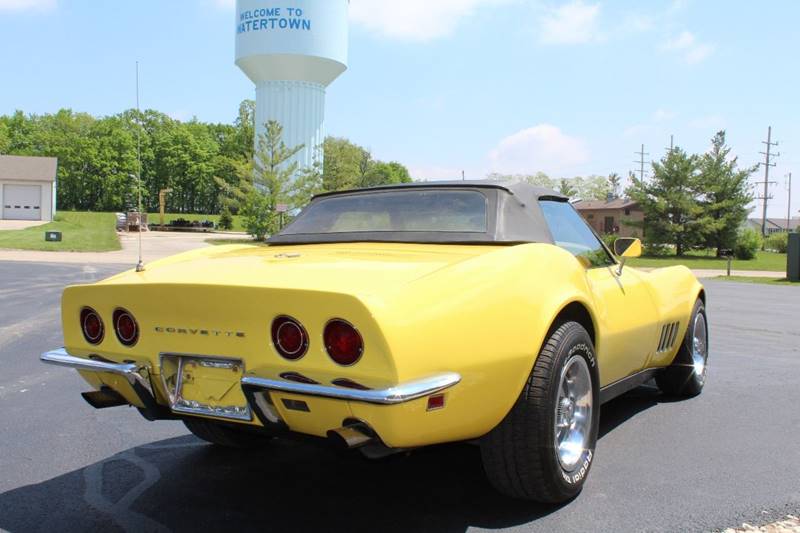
[698,131,756,256]
[626,147,703,256]
[608,173,621,198]
[239,120,304,240]
[0,104,414,215]
[558,179,577,197]
[234,99,255,160]
[0,121,9,153]
[574,175,611,201]
[486,172,556,189]
[322,137,370,191]
[360,161,411,188]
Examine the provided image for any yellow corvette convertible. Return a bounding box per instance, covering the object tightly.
[42,181,708,503]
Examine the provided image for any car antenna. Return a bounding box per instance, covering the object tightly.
[134,61,145,273]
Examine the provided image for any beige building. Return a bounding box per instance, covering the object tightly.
[574,198,644,238]
[0,155,58,221]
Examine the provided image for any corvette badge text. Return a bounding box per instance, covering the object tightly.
[154,327,246,338]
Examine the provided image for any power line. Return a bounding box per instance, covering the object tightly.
[633,144,650,181]
[755,126,779,241]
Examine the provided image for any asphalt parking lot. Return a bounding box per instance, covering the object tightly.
[0,261,798,533]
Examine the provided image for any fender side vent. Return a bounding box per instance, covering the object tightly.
[657,322,680,353]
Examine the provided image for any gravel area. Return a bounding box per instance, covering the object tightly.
[722,515,800,533]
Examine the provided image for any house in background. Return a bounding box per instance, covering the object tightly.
[574,196,644,237]
[746,217,799,235]
[0,155,58,221]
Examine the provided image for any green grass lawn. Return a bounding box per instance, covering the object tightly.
[629,250,786,272]
[714,276,800,286]
[147,213,246,232]
[0,212,121,252]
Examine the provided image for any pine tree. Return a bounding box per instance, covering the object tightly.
[698,131,757,256]
[627,147,703,256]
[238,120,304,240]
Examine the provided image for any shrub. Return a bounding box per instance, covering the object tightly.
[240,192,273,241]
[765,232,789,253]
[643,242,672,256]
[218,206,233,231]
[734,228,761,260]
[600,234,617,251]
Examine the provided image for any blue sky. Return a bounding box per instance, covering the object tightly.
[0,0,798,217]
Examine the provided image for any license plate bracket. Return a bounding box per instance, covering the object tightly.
[160,353,252,422]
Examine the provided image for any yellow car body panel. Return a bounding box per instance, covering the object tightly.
[58,241,703,449]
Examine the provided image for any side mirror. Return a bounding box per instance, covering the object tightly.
[613,237,642,258]
[613,238,641,275]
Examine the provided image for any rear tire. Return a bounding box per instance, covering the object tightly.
[183,418,273,449]
[656,299,708,397]
[480,321,600,503]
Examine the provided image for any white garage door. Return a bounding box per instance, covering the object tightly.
[3,185,42,220]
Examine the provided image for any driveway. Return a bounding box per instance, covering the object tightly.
[0,264,798,532]
[0,230,220,265]
[0,220,48,231]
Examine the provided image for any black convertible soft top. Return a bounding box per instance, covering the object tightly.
[268,181,567,245]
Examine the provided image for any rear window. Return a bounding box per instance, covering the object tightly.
[281,190,488,235]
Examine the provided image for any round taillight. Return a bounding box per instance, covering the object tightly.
[113,309,139,347]
[324,319,363,366]
[80,308,104,345]
[271,316,308,360]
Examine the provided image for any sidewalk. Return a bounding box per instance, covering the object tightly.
[0,231,216,265]
[681,269,784,279]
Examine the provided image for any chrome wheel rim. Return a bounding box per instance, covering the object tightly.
[691,312,708,383]
[554,355,593,472]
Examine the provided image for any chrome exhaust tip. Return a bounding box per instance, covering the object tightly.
[327,425,374,449]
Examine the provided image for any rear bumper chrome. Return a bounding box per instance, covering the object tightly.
[40,347,168,419]
[41,347,461,422]
[241,372,461,405]
[41,348,154,396]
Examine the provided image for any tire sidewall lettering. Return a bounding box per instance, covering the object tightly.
[558,334,598,487]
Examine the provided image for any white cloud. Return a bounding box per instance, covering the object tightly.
[539,1,601,45]
[349,0,509,42]
[488,124,588,175]
[653,109,675,122]
[0,0,55,11]
[623,13,654,33]
[662,31,715,64]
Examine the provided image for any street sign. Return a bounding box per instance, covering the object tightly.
[276,204,289,213]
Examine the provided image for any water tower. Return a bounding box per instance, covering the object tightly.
[235,0,349,173]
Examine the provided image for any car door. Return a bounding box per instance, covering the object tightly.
[583,265,659,385]
[539,201,659,387]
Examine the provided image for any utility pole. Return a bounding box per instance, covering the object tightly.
[633,144,650,181]
[665,135,674,154]
[756,126,779,242]
[462,170,465,181]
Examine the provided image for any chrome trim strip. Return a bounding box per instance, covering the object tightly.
[41,347,153,396]
[241,372,461,405]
